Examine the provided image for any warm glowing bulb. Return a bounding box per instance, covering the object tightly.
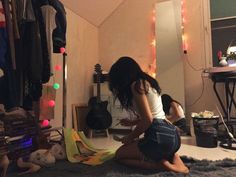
[150,72,156,78]
[48,100,55,107]
[53,83,60,90]
[151,39,156,47]
[183,42,188,51]
[152,16,156,22]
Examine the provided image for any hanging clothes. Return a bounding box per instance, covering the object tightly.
[0,0,5,27]
[1,0,16,70]
[48,0,67,53]
[0,0,7,103]
[15,0,36,22]
[13,0,45,109]
[41,5,56,75]
[0,0,6,66]
[0,0,19,109]
[31,0,51,83]
[0,0,67,111]
[11,0,20,39]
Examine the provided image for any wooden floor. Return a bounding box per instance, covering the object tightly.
[89,133,236,161]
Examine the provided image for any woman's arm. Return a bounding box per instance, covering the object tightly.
[166,102,182,123]
[119,118,140,126]
[121,83,153,144]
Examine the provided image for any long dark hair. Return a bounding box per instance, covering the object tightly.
[108,56,161,110]
[161,94,182,115]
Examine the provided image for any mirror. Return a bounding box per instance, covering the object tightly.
[155,0,185,107]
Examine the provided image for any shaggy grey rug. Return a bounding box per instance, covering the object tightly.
[7,156,236,177]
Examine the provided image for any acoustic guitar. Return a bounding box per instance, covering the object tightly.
[86,64,112,130]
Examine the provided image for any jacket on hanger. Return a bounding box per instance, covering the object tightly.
[48,0,66,53]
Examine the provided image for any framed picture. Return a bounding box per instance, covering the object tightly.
[72,104,89,135]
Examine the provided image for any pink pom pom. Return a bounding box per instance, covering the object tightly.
[55,64,62,71]
[42,120,50,127]
[60,47,66,54]
[48,100,55,107]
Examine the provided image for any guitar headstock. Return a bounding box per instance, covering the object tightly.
[95,64,102,75]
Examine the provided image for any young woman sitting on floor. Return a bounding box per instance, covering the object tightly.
[108,56,189,174]
[161,94,188,135]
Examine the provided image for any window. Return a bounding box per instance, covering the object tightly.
[210,0,236,66]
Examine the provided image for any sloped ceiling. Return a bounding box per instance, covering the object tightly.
[61,0,126,27]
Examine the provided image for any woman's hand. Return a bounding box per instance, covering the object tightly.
[121,135,133,144]
[119,118,134,126]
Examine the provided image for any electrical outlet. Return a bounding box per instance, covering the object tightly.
[202,71,210,78]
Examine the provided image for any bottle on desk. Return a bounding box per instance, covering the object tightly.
[219,56,227,66]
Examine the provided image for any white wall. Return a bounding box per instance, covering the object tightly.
[155,0,185,108]
[99,0,164,72]
[99,0,217,128]
[184,0,219,134]
[184,0,217,111]
[50,7,99,128]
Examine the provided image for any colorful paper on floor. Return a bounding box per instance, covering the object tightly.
[63,128,80,163]
[64,128,116,166]
[77,131,106,151]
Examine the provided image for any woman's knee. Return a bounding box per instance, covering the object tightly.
[115,146,124,160]
[0,155,9,167]
[115,142,144,161]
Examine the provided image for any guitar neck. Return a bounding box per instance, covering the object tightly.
[94,64,102,103]
[97,77,101,103]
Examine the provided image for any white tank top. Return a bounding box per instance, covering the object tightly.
[169,104,185,121]
[133,87,166,119]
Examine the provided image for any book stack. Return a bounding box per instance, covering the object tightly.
[0,120,8,156]
[0,109,38,160]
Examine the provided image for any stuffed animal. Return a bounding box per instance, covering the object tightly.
[49,143,66,160]
[29,143,66,167]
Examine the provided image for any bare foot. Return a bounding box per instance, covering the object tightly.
[18,164,41,175]
[0,155,10,177]
[161,154,189,174]
[17,157,41,175]
[171,153,189,174]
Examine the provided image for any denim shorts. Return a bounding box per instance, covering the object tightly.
[138,118,181,162]
[173,118,188,133]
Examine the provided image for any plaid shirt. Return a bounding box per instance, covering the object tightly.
[0,1,5,27]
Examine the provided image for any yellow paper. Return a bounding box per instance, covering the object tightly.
[64,128,115,165]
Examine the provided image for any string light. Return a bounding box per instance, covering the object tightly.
[41,119,50,127]
[53,83,60,90]
[48,100,55,107]
[60,47,66,54]
[151,39,156,47]
[42,48,66,122]
[148,8,157,78]
[49,48,66,109]
[55,64,62,71]
[181,0,188,54]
